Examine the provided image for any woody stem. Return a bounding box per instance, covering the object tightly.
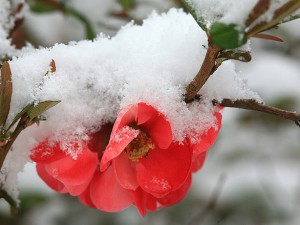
[213,98,300,125]
[185,41,220,102]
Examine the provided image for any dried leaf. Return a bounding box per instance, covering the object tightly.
[49,59,56,73]
[252,33,284,42]
[0,62,13,127]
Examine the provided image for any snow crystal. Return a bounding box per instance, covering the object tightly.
[187,0,292,27]
[187,0,259,26]
[2,9,260,198]
[150,177,171,191]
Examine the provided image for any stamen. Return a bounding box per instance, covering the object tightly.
[125,131,155,162]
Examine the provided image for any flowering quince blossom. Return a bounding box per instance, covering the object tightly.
[30,102,222,216]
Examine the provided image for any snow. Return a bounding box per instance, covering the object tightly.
[187,0,293,27]
[1,9,260,200]
[0,0,26,59]
[187,0,259,26]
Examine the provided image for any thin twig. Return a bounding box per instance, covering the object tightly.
[185,41,220,102]
[213,99,300,125]
[188,174,226,225]
[247,0,300,37]
[0,116,28,170]
[245,0,271,27]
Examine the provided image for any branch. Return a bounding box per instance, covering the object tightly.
[247,0,300,37]
[185,42,220,102]
[245,0,271,27]
[188,174,226,225]
[213,99,300,125]
[0,116,28,170]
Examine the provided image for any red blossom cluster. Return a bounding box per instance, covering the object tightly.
[30,102,222,216]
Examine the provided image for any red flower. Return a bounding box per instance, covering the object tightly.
[75,102,193,215]
[99,103,192,198]
[30,138,98,196]
[30,102,222,216]
[191,112,222,172]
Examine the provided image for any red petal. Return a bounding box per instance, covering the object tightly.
[65,180,91,196]
[100,126,139,171]
[88,123,113,154]
[133,187,157,216]
[158,174,191,206]
[113,152,139,190]
[44,142,98,187]
[89,167,133,212]
[110,104,137,140]
[137,102,157,125]
[191,152,207,173]
[78,187,96,208]
[136,142,192,197]
[193,112,222,155]
[36,164,68,193]
[137,103,172,149]
[30,139,66,163]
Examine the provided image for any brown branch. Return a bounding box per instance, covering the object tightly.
[0,116,28,170]
[188,174,226,225]
[213,99,300,125]
[247,0,300,37]
[245,0,271,27]
[185,42,220,102]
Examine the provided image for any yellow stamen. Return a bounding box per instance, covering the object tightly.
[125,131,155,162]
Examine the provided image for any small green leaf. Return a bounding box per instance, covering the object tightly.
[218,50,252,62]
[6,100,60,132]
[6,104,32,132]
[29,2,57,13]
[0,189,19,215]
[183,0,207,31]
[210,23,247,49]
[65,8,96,40]
[27,101,60,121]
[0,62,13,127]
[117,0,135,12]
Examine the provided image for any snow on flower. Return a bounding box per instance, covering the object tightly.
[1,9,260,204]
[30,102,222,215]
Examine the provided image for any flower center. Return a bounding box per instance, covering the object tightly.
[125,131,155,162]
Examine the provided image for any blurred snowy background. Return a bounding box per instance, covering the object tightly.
[1,0,300,224]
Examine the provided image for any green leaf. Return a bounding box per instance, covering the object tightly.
[210,23,247,49]
[6,104,32,132]
[0,189,19,215]
[29,1,95,40]
[65,7,96,40]
[6,100,60,132]
[218,50,252,62]
[0,62,13,127]
[183,0,207,31]
[27,101,60,121]
[117,0,135,12]
[29,2,57,13]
